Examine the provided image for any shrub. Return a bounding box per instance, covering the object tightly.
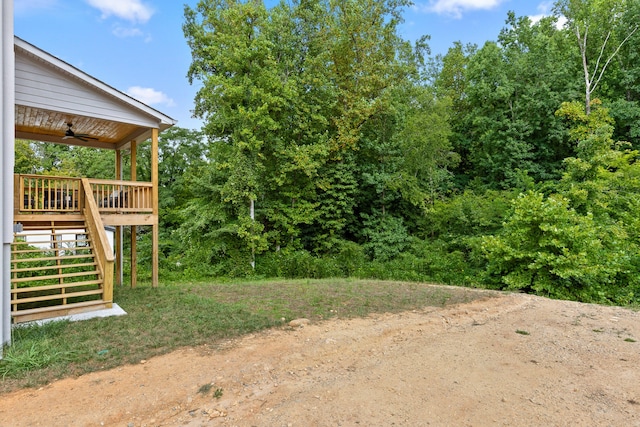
[421,189,515,239]
[482,191,639,302]
[360,214,411,261]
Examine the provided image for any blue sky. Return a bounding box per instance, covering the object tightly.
[14,0,559,130]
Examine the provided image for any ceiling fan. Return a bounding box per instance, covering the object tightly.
[62,123,98,142]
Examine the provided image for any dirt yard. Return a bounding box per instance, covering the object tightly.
[0,289,638,426]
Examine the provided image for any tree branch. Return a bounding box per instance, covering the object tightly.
[591,25,639,95]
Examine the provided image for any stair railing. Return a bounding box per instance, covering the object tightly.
[81,178,114,307]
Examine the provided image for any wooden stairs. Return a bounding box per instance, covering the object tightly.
[11,218,111,323]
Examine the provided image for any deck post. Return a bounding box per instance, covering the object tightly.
[151,128,159,287]
[130,141,137,288]
[115,149,123,286]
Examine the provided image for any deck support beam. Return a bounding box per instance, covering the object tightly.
[115,149,123,286]
[130,141,137,288]
[151,128,159,287]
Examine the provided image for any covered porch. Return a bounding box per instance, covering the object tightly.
[10,37,175,323]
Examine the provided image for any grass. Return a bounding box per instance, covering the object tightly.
[0,278,493,394]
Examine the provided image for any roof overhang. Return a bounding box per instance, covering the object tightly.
[13,36,176,150]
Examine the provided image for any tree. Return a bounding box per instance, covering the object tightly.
[483,101,640,303]
[136,127,206,230]
[14,141,114,178]
[554,0,639,114]
[14,140,39,174]
[432,41,476,187]
[395,84,456,205]
[456,12,579,187]
[598,0,640,147]
[183,0,427,262]
[184,0,333,258]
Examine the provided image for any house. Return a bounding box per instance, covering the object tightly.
[1,0,176,346]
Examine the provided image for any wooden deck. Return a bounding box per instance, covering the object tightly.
[15,174,154,225]
[11,174,157,323]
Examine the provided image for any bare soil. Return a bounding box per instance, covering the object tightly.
[0,289,639,427]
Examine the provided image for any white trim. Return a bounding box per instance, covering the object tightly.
[1,0,14,353]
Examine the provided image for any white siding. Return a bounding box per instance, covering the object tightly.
[21,228,115,253]
[15,53,158,128]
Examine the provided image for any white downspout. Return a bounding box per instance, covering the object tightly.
[0,0,15,355]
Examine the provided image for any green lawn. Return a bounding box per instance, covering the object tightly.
[0,278,495,393]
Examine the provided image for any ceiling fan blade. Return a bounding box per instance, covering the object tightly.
[63,123,98,141]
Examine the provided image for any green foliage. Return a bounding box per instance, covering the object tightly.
[19,0,631,300]
[394,85,457,204]
[0,321,73,379]
[385,239,478,285]
[256,249,342,279]
[608,99,640,148]
[422,190,515,239]
[14,140,116,178]
[360,213,410,261]
[182,0,439,261]
[432,42,477,188]
[461,13,579,187]
[483,103,640,303]
[256,240,366,279]
[482,192,620,300]
[14,140,40,174]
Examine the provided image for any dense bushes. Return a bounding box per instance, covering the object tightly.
[255,238,475,284]
[481,103,640,304]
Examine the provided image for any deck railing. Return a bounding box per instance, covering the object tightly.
[17,174,82,213]
[87,179,153,213]
[15,174,153,215]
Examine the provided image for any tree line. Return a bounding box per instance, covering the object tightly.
[16,0,640,304]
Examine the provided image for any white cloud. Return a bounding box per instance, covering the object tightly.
[555,16,568,29]
[112,26,144,38]
[126,86,175,107]
[15,0,57,15]
[529,2,567,29]
[529,14,545,25]
[86,0,154,24]
[416,0,507,18]
[536,1,552,11]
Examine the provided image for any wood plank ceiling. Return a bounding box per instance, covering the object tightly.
[15,105,139,147]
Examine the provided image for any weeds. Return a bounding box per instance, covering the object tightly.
[0,341,73,380]
[197,383,223,399]
[198,383,213,395]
